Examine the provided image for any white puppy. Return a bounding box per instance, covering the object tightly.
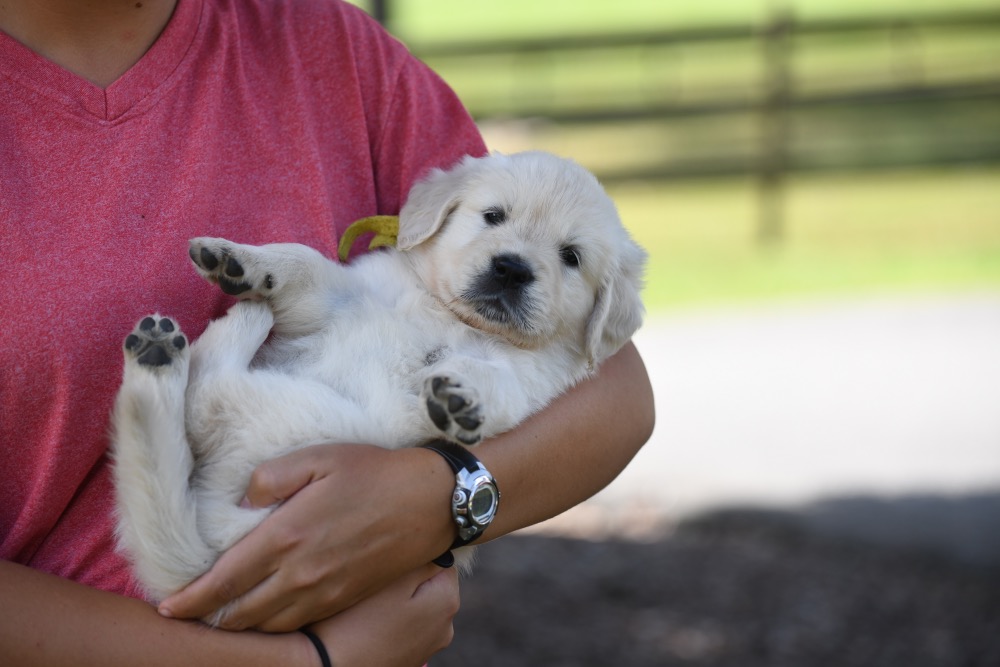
[111,151,647,604]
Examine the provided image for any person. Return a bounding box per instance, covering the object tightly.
[0,0,655,665]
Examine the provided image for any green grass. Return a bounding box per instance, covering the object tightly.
[348,1,1000,312]
[601,168,1000,311]
[355,0,1000,42]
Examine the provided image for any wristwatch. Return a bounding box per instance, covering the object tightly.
[420,440,500,568]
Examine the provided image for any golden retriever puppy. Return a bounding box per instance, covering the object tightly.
[112,151,647,603]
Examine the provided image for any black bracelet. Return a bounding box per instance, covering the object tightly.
[300,628,332,667]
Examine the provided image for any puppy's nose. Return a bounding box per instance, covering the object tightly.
[492,254,534,288]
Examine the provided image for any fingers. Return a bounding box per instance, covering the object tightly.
[251,565,456,634]
[309,565,460,667]
[159,447,329,625]
[242,447,321,509]
[411,565,459,607]
[158,535,280,625]
[159,492,333,628]
[237,562,350,633]
[161,445,455,633]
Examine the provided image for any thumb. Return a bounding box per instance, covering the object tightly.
[241,447,321,509]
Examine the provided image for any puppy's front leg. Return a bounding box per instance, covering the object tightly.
[421,357,530,446]
[189,238,348,337]
[423,375,484,445]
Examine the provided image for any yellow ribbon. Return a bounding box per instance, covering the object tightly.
[337,215,400,263]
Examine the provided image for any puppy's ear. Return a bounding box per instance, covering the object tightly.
[397,155,480,250]
[584,239,647,368]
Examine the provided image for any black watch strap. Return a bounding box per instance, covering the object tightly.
[420,440,495,568]
[422,439,483,476]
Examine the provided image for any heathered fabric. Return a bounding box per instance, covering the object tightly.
[0,0,485,597]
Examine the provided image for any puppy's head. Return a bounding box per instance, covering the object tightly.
[399,151,646,366]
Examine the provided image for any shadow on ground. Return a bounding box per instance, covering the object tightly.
[437,493,1000,667]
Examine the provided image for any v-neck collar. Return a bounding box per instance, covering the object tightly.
[0,0,204,123]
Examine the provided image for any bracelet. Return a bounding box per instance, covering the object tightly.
[300,628,332,667]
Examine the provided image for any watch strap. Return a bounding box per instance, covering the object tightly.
[421,440,495,568]
[421,439,484,476]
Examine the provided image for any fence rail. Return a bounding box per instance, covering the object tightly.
[411,10,1000,58]
[407,10,1000,242]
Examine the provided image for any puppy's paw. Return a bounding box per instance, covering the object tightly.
[189,238,275,299]
[124,315,188,370]
[424,376,484,445]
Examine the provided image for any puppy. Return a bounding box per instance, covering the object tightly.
[111,151,647,604]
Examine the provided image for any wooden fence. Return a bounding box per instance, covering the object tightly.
[398,10,1000,242]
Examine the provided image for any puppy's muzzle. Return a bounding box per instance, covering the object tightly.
[463,253,537,329]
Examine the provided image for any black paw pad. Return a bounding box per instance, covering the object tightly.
[426,376,483,445]
[137,344,171,367]
[224,256,244,278]
[427,397,450,431]
[455,415,482,431]
[198,247,220,270]
[218,278,252,296]
[448,394,468,413]
[124,316,187,369]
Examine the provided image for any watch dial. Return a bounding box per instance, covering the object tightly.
[470,485,497,522]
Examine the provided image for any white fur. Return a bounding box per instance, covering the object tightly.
[111,151,647,604]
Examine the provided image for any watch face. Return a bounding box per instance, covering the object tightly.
[469,483,498,524]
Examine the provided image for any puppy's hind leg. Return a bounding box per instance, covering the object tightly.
[188,237,345,336]
[112,315,217,601]
[188,300,274,381]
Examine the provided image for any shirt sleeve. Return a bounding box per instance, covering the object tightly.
[330,3,486,215]
[371,54,488,215]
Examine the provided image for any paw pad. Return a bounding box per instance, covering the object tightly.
[124,316,187,368]
[425,376,483,445]
[188,239,275,297]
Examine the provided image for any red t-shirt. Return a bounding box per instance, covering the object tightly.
[0,0,486,597]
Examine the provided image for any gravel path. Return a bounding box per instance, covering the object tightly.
[435,294,1000,666]
[438,510,1000,666]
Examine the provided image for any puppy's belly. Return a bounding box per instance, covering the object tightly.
[188,362,425,488]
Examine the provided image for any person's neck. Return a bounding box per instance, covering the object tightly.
[0,0,178,88]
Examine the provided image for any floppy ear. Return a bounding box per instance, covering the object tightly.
[584,239,647,368]
[397,155,480,250]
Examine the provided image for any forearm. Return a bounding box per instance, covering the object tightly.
[479,340,654,537]
[0,560,309,667]
[413,340,655,545]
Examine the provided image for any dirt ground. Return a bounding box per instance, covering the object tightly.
[434,509,1000,667]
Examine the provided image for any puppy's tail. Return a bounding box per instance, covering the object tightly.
[111,361,218,603]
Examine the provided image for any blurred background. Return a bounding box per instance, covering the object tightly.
[354,1,1000,664]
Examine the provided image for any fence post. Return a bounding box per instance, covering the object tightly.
[370,0,390,26]
[758,10,793,245]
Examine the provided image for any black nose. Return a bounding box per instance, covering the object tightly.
[492,254,534,288]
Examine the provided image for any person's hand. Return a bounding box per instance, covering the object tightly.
[158,444,455,631]
[307,564,460,667]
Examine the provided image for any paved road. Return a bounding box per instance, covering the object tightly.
[448,292,1000,667]
[533,292,1000,553]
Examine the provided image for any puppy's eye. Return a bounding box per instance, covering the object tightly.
[559,245,581,268]
[483,207,506,226]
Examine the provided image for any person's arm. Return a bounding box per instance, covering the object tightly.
[0,559,458,667]
[159,341,654,631]
[476,341,654,537]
